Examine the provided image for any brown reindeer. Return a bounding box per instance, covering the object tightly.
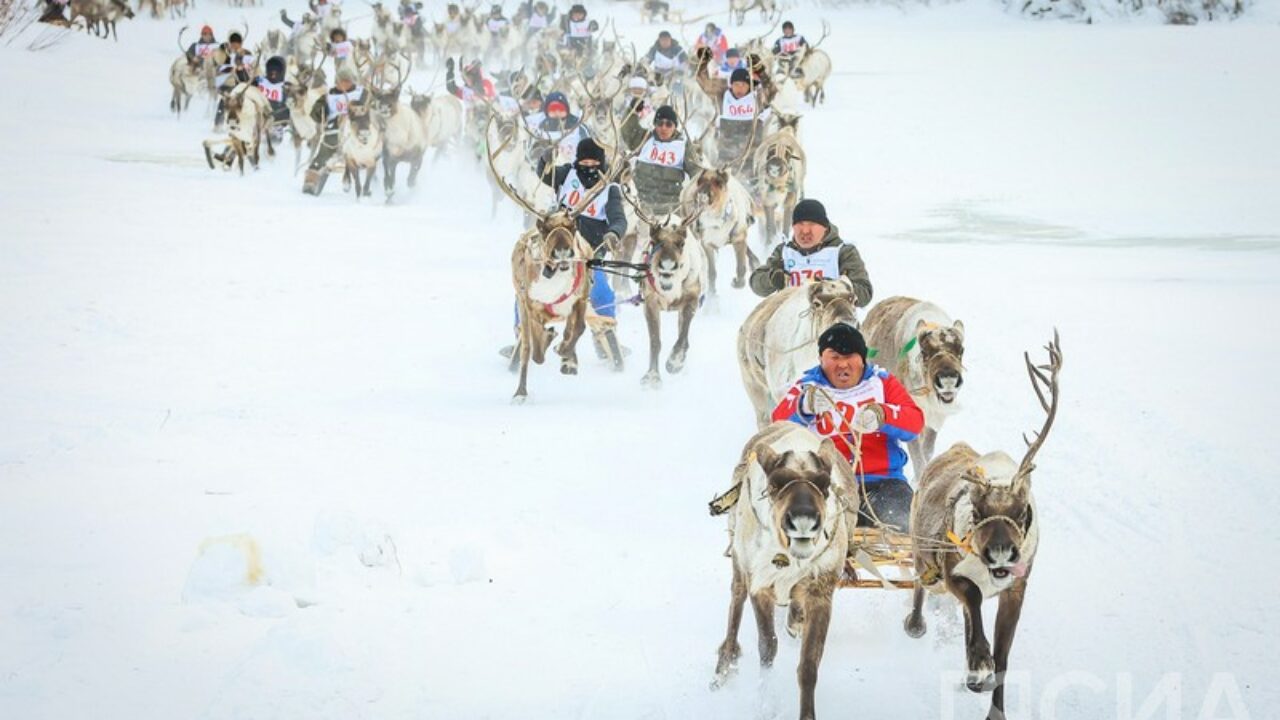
[712,422,857,720]
[904,332,1061,720]
[753,112,805,249]
[487,121,617,402]
[681,168,755,297]
[629,205,708,387]
[862,296,966,475]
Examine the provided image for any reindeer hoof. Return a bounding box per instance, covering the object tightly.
[511,394,527,405]
[731,277,745,289]
[641,371,661,388]
[560,360,577,375]
[903,613,927,639]
[665,356,685,374]
[966,655,996,693]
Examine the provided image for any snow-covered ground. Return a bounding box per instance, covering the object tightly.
[1,2,1277,718]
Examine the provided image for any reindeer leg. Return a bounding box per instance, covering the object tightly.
[407,153,423,188]
[948,575,995,693]
[908,437,926,483]
[383,154,396,199]
[796,579,835,720]
[731,231,748,289]
[750,588,778,668]
[559,302,588,375]
[921,426,938,467]
[904,582,927,638]
[513,309,533,402]
[989,578,1029,720]
[666,300,694,374]
[363,163,376,197]
[711,562,747,689]
[641,300,661,387]
[702,242,718,297]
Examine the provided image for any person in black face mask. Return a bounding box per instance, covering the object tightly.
[536,138,629,362]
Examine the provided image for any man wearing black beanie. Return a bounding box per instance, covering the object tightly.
[770,321,924,531]
[748,197,873,308]
[625,104,701,218]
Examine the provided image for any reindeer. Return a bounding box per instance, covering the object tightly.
[729,0,778,26]
[256,29,288,61]
[629,208,708,387]
[904,333,1061,720]
[339,95,383,198]
[371,68,433,202]
[422,92,465,159]
[681,168,755,298]
[169,55,203,117]
[69,0,134,40]
[487,123,618,403]
[753,112,805,250]
[861,297,966,476]
[711,421,856,720]
[738,279,859,428]
[202,83,273,174]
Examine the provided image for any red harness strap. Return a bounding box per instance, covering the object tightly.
[542,261,586,316]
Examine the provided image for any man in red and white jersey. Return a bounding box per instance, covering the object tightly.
[771,322,924,530]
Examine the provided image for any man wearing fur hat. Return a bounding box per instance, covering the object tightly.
[749,198,873,307]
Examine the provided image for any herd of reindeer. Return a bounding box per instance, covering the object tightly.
[57,2,1063,717]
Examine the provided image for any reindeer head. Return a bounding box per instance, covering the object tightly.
[693,169,729,210]
[645,216,699,293]
[410,92,433,115]
[807,279,858,329]
[533,212,580,278]
[961,452,1034,586]
[346,100,374,141]
[755,444,835,560]
[916,319,965,405]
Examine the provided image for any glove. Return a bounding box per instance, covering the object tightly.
[768,267,786,290]
[798,385,836,418]
[279,9,287,19]
[852,403,884,434]
[446,57,455,71]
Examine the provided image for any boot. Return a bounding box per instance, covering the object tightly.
[302,168,329,196]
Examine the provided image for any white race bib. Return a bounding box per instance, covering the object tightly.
[529,13,547,28]
[638,137,685,169]
[257,78,285,103]
[326,86,364,116]
[721,91,758,121]
[779,36,803,54]
[651,51,678,71]
[567,19,591,38]
[331,41,352,59]
[558,169,612,220]
[782,245,840,286]
[807,376,886,439]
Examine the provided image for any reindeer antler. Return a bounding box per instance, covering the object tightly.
[1015,329,1063,483]
[485,114,549,221]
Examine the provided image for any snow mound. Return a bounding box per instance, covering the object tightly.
[182,532,318,615]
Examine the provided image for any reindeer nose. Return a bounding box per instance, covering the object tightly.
[784,512,817,536]
[983,544,1017,566]
[935,369,963,387]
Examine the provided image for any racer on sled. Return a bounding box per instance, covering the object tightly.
[772,322,924,531]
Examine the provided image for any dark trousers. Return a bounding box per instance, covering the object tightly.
[856,478,913,532]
